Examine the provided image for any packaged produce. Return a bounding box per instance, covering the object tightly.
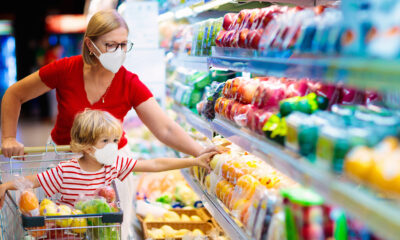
[16,179,39,217]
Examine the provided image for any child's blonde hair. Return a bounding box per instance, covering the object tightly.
[70,109,123,153]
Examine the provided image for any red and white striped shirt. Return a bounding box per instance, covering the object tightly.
[37,155,137,207]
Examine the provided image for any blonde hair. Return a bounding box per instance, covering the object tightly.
[70,109,123,153]
[82,9,129,65]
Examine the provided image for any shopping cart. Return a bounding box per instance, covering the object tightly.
[0,144,123,240]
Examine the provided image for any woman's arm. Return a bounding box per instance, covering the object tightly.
[1,71,51,157]
[0,175,40,208]
[135,98,205,157]
[133,152,216,172]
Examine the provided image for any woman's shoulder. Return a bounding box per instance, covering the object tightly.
[120,66,139,81]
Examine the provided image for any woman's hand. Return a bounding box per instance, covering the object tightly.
[0,184,8,209]
[195,151,218,172]
[198,145,227,157]
[1,137,24,158]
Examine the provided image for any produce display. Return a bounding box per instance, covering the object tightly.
[171,70,233,111]
[192,18,223,56]
[191,136,298,237]
[345,137,400,198]
[136,170,202,209]
[280,188,381,240]
[19,185,121,239]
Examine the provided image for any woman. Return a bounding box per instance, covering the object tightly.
[1,9,216,239]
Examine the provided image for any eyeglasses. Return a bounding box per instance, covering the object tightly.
[104,41,134,53]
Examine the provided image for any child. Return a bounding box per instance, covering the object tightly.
[0,109,216,208]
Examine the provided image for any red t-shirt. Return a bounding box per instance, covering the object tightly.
[39,55,153,149]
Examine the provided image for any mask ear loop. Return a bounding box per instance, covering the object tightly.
[89,39,102,58]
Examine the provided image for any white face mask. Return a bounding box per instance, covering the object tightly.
[92,143,118,166]
[90,40,126,73]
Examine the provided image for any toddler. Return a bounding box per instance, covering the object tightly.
[0,109,215,208]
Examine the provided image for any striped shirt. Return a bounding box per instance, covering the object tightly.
[37,156,137,207]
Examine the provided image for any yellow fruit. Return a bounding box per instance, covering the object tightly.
[163,211,180,222]
[39,199,54,208]
[148,229,164,238]
[40,202,57,216]
[190,215,202,222]
[175,229,190,237]
[144,214,155,222]
[70,209,87,234]
[161,225,176,237]
[180,214,191,221]
[192,229,204,236]
[205,175,211,191]
[344,146,374,182]
[55,205,72,228]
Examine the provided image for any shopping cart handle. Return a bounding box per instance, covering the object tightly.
[0,145,71,155]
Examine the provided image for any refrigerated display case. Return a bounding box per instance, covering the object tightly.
[160,0,400,239]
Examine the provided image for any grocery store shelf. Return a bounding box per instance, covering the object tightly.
[171,55,210,72]
[257,0,335,6]
[208,47,400,93]
[158,0,233,21]
[172,104,214,139]
[173,103,400,240]
[181,168,251,240]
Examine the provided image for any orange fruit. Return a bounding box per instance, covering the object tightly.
[28,226,46,238]
[19,190,39,216]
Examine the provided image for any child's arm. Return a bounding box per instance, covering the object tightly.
[0,175,40,208]
[133,152,216,172]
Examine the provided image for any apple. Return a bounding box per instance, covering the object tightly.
[231,77,243,99]
[364,90,382,104]
[245,106,260,131]
[314,5,327,15]
[97,186,116,203]
[247,9,260,29]
[236,10,250,30]
[253,81,271,107]
[313,82,340,108]
[214,97,223,114]
[229,102,243,121]
[222,30,235,47]
[238,28,250,48]
[238,80,259,104]
[246,28,264,49]
[338,87,365,105]
[224,99,236,120]
[231,31,240,48]
[256,111,273,134]
[218,98,229,118]
[215,30,226,47]
[286,79,310,98]
[264,85,286,110]
[234,104,252,126]
[223,13,236,30]
[222,79,232,97]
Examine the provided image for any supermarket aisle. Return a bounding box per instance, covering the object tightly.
[0,119,54,148]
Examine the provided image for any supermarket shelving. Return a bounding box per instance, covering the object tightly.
[181,168,251,240]
[174,47,400,94]
[158,0,330,21]
[172,103,400,240]
[171,55,210,72]
[209,47,400,93]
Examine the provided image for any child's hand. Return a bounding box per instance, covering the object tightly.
[195,151,218,172]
